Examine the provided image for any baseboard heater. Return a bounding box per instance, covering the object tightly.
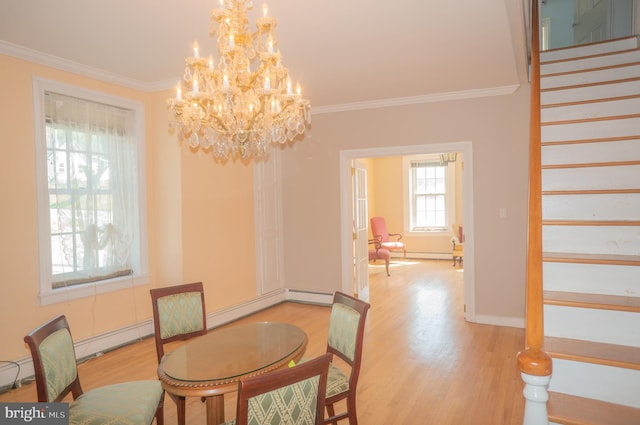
[286,289,333,306]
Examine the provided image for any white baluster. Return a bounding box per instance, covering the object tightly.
[521,372,551,425]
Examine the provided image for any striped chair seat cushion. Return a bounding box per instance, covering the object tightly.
[298,359,349,399]
[326,364,349,398]
[69,380,163,425]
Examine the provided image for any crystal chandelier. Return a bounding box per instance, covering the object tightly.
[167,0,311,161]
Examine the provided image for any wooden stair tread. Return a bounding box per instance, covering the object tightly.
[541,93,640,109]
[541,47,640,66]
[543,189,640,195]
[544,290,640,312]
[541,61,640,78]
[543,252,640,266]
[548,392,640,425]
[541,135,640,146]
[541,76,640,92]
[544,336,640,370]
[542,114,640,126]
[542,161,640,170]
[543,220,640,226]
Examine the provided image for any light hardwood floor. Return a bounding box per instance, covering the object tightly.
[1,259,525,424]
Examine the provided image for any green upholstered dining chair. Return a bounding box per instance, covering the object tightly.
[150,281,207,425]
[24,314,164,425]
[323,292,371,425]
[223,353,332,425]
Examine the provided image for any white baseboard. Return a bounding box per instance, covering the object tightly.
[472,314,525,328]
[0,290,293,390]
[204,289,287,329]
[404,252,453,261]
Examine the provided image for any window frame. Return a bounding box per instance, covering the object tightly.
[403,154,456,235]
[33,77,149,306]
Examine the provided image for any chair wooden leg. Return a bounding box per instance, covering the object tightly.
[347,395,358,425]
[169,393,186,425]
[155,392,165,425]
[325,404,338,425]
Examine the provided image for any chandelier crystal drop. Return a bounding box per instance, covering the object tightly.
[167,0,311,161]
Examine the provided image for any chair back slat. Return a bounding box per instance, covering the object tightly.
[150,281,207,363]
[327,303,360,362]
[24,315,83,403]
[39,327,78,402]
[157,292,205,339]
[235,353,332,425]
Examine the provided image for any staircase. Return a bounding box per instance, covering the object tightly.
[538,36,640,424]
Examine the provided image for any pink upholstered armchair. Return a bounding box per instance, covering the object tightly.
[370,216,406,258]
[368,239,391,276]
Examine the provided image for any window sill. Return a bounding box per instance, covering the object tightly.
[407,229,453,237]
[39,273,150,306]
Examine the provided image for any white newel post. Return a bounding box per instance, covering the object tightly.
[521,372,551,425]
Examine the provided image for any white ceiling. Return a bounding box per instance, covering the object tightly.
[0,0,529,110]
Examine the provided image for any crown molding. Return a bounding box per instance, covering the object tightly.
[0,40,159,92]
[311,84,521,115]
[1,40,520,110]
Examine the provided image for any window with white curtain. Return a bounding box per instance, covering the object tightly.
[405,154,455,232]
[33,78,148,305]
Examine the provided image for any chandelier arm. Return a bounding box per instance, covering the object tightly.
[270,99,296,121]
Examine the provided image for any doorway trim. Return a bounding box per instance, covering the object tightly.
[339,141,476,322]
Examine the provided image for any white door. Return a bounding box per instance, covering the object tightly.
[352,160,369,301]
[254,150,283,295]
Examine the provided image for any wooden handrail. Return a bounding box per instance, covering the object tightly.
[517,0,552,377]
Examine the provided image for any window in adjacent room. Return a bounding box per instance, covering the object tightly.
[404,154,456,233]
[33,78,148,305]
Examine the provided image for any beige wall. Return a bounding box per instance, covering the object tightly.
[280,89,531,320]
[0,51,530,362]
[0,55,256,360]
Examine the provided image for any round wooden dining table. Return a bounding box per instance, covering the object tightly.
[157,321,308,425]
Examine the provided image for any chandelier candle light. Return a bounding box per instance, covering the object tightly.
[167,0,311,160]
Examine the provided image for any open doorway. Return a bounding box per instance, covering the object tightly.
[339,142,476,322]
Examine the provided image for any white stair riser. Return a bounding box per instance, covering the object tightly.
[542,165,640,191]
[543,262,640,296]
[542,139,640,165]
[548,359,640,408]
[541,50,640,75]
[541,37,639,62]
[544,305,640,347]
[541,64,640,89]
[541,97,640,122]
[542,117,640,143]
[541,79,640,104]
[543,225,640,256]
[542,193,640,221]
[540,37,640,416]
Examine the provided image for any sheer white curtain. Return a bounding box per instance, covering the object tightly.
[45,92,137,286]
